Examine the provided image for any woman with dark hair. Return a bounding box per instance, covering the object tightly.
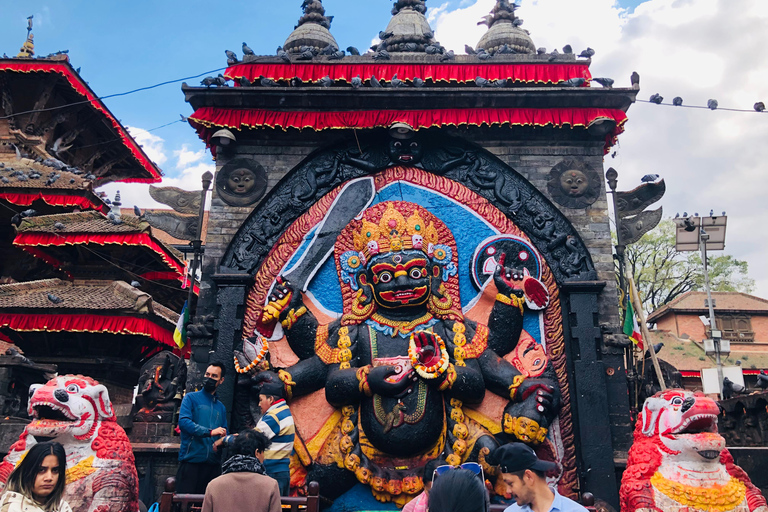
[0,441,71,512]
[427,468,490,512]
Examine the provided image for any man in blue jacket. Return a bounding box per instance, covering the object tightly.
[176,362,228,494]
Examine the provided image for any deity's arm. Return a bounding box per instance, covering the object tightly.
[261,279,319,360]
[448,358,486,405]
[475,348,526,401]
[441,319,486,405]
[281,354,330,398]
[317,322,364,407]
[485,295,525,357]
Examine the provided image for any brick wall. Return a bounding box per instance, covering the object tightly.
[656,313,768,344]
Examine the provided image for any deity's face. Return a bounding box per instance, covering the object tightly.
[362,250,432,309]
[504,414,546,444]
[344,453,360,472]
[388,479,402,495]
[402,475,422,494]
[559,170,589,197]
[227,168,257,195]
[372,475,387,492]
[356,466,372,484]
[389,139,423,165]
[513,337,547,378]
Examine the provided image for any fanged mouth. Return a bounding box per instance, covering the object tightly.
[398,155,413,162]
[32,403,75,422]
[673,414,718,435]
[698,450,721,460]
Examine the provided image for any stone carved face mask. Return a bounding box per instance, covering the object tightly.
[227,168,257,195]
[560,170,589,197]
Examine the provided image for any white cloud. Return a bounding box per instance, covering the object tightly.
[431,0,768,297]
[174,144,205,168]
[126,126,168,166]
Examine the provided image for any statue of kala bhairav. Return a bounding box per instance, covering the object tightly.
[256,201,561,505]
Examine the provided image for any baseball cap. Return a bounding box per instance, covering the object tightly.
[493,443,558,474]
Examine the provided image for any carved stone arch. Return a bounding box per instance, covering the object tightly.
[221,131,596,285]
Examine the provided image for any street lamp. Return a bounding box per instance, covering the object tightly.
[674,213,728,398]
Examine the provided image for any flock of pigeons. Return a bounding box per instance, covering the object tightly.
[649,93,765,112]
[202,43,610,90]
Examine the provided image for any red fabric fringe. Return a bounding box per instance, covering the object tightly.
[0,61,162,184]
[0,313,175,347]
[189,107,627,153]
[21,247,73,279]
[13,232,185,276]
[0,192,108,213]
[224,62,592,84]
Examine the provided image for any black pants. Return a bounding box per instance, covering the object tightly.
[175,461,221,494]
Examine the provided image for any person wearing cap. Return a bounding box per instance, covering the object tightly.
[253,378,295,495]
[493,443,588,512]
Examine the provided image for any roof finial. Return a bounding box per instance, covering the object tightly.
[283,0,338,54]
[476,0,535,55]
[376,0,441,53]
[17,16,35,58]
[296,0,333,30]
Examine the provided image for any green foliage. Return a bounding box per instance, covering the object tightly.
[698,356,706,361]
[742,355,749,361]
[621,220,755,313]
[673,345,684,350]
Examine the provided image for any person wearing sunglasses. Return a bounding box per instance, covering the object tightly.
[494,444,587,512]
[427,466,490,512]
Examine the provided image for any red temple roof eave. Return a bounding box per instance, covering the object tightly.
[0,59,163,184]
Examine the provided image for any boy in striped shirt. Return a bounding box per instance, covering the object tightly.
[256,379,295,496]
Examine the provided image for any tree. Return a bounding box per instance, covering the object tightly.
[620,220,755,314]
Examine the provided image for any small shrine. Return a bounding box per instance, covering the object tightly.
[183,0,636,508]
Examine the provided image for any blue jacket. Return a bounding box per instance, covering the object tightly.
[178,389,228,464]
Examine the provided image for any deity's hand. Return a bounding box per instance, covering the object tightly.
[493,253,525,297]
[261,277,302,326]
[368,365,418,397]
[516,377,558,418]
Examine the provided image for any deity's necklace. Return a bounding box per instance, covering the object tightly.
[650,471,746,512]
[370,311,434,337]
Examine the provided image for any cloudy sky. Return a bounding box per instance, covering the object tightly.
[2,0,767,295]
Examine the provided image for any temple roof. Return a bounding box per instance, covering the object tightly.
[378,0,442,53]
[282,1,338,55]
[476,0,535,55]
[0,57,163,184]
[0,278,178,347]
[647,292,768,323]
[0,154,108,213]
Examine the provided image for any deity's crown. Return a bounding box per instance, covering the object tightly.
[353,203,439,259]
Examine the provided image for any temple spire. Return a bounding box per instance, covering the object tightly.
[476,0,535,54]
[16,15,35,58]
[284,0,338,54]
[376,0,442,53]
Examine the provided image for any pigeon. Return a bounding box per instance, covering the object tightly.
[379,31,393,40]
[346,46,360,56]
[134,206,142,217]
[650,342,664,354]
[131,280,141,288]
[259,76,278,87]
[562,45,573,54]
[370,76,383,88]
[85,174,96,181]
[320,44,338,56]
[45,174,60,186]
[214,74,229,87]
[649,93,663,104]
[16,173,29,182]
[54,222,65,230]
[239,76,251,87]
[496,44,515,55]
[475,76,492,88]
[290,77,303,87]
[578,47,595,58]
[512,18,524,27]
[631,71,640,89]
[404,43,418,52]
[47,293,63,304]
[413,78,425,88]
[425,45,441,55]
[201,76,216,87]
[465,45,477,55]
[495,79,507,88]
[672,96,683,106]
[21,209,36,218]
[477,51,493,61]
[710,209,714,217]
[478,15,493,27]
[296,48,315,60]
[674,213,680,219]
[641,174,660,183]
[757,371,768,391]
[242,42,255,56]
[563,78,585,87]
[537,47,547,55]
[318,75,333,88]
[390,74,404,88]
[225,50,238,63]
[0,177,8,184]
[351,75,363,89]
[276,47,291,63]
[440,50,455,62]
[754,102,765,112]
[592,77,614,89]
[373,50,391,61]
[328,50,346,60]
[707,99,718,110]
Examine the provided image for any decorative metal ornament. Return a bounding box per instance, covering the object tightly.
[216,158,267,207]
[149,185,202,214]
[547,160,600,209]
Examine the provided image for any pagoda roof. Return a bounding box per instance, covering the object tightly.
[185,55,636,155]
[0,155,108,213]
[0,57,163,184]
[0,279,179,348]
[647,291,768,323]
[13,210,186,282]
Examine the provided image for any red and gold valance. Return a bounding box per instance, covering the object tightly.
[189,106,627,153]
[22,247,73,279]
[0,61,162,184]
[13,232,185,278]
[0,313,175,348]
[225,62,592,85]
[0,192,107,213]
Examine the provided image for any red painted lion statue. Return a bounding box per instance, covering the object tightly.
[0,375,138,512]
[620,389,767,512]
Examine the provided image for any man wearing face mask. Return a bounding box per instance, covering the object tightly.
[176,362,229,494]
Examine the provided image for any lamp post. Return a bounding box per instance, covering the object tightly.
[674,213,728,398]
[186,171,214,319]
